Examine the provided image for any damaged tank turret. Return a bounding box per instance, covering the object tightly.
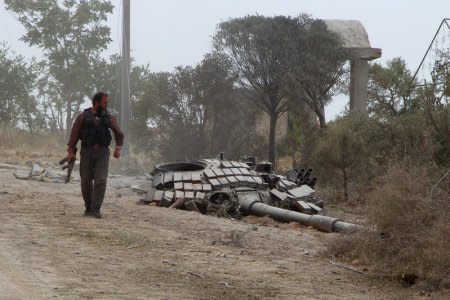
[141,158,357,233]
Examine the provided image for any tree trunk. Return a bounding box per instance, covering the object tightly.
[447,141,450,196]
[65,97,72,138]
[342,167,349,201]
[446,111,450,195]
[268,112,277,169]
[317,105,326,129]
[447,159,450,196]
[27,117,33,135]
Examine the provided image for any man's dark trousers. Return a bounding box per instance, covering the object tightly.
[80,146,109,213]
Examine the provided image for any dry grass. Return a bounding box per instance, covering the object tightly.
[328,163,450,289]
[0,126,65,164]
[0,126,158,173]
[0,126,65,150]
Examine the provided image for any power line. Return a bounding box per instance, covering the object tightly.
[412,18,450,82]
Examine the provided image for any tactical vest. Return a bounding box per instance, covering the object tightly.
[80,108,112,147]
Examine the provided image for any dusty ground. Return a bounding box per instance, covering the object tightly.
[0,161,447,299]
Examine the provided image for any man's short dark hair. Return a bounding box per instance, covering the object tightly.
[92,92,108,105]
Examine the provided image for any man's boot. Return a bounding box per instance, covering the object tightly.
[91,210,102,219]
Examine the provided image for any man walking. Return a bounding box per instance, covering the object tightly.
[67,92,124,218]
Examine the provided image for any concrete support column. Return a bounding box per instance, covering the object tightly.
[349,58,369,114]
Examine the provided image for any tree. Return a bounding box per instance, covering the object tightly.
[214,16,293,165]
[368,58,418,119]
[135,53,259,161]
[285,18,346,129]
[134,65,207,160]
[312,117,366,201]
[132,71,172,154]
[5,0,113,134]
[279,101,319,168]
[0,45,42,133]
[191,52,255,157]
[214,15,346,165]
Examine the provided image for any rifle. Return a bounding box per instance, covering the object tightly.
[59,147,77,183]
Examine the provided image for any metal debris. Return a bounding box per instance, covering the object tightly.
[12,162,79,183]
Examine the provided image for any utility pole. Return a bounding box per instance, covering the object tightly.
[120,0,131,159]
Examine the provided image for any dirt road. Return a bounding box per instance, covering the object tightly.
[0,166,438,299]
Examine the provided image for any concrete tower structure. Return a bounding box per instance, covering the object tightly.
[323,20,382,113]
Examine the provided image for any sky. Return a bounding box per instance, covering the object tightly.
[1,0,449,119]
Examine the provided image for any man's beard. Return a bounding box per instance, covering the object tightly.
[96,106,107,117]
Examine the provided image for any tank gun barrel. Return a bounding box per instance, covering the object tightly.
[239,194,359,233]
